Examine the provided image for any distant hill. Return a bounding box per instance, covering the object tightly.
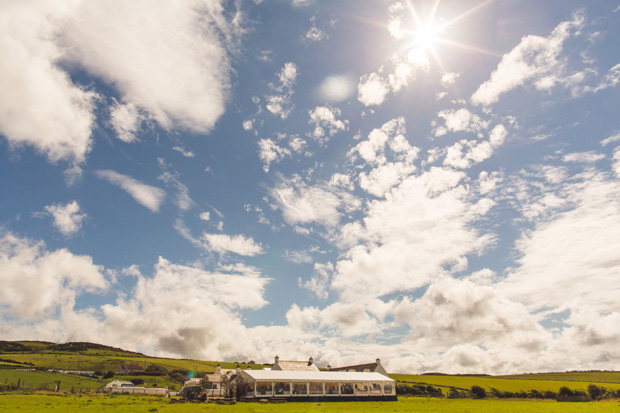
[0,341,145,357]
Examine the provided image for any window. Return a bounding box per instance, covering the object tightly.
[355,383,369,395]
[256,382,272,396]
[292,382,307,395]
[341,383,354,394]
[370,383,382,394]
[309,382,323,395]
[325,382,338,395]
[274,382,290,395]
[384,382,394,395]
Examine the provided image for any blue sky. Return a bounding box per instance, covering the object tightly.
[1,0,620,374]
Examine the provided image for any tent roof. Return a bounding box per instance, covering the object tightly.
[241,370,394,382]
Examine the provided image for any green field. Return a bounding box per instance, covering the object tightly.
[1,394,619,412]
[390,373,620,393]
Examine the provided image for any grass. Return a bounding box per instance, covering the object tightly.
[499,371,620,384]
[1,394,619,412]
[390,374,620,393]
[0,369,104,391]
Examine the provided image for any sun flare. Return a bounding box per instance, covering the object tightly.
[412,23,440,50]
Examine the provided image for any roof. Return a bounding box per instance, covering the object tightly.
[240,370,394,382]
[273,360,319,371]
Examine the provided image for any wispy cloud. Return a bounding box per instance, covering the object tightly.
[96,170,166,212]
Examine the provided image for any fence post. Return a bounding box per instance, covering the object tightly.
[17,379,21,389]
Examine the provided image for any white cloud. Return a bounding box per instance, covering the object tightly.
[562,151,605,163]
[96,170,166,212]
[258,139,291,173]
[433,108,488,137]
[202,233,264,256]
[472,12,585,105]
[500,172,620,314]
[601,132,620,146]
[0,231,107,319]
[158,159,196,213]
[44,201,87,237]
[109,101,143,143]
[300,262,334,300]
[172,147,195,158]
[0,0,240,164]
[265,63,298,119]
[0,0,97,164]
[358,50,430,107]
[308,106,348,144]
[594,63,620,92]
[332,167,494,301]
[271,175,343,228]
[98,257,270,359]
[357,72,390,107]
[441,72,460,87]
[63,0,238,134]
[199,212,211,221]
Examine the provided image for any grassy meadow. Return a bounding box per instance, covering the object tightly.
[390,373,620,393]
[2,394,620,412]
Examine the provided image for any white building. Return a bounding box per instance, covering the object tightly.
[238,370,397,401]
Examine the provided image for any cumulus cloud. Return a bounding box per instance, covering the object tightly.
[472,12,586,105]
[0,0,239,163]
[357,50,429,106]
[266,63,298,119]
[270,175,343,228]
[98,258,270,359]
[0,1,97,164]
[96,170,166,212]
[44,201,87,237]
[308,106,348,144]
[63,0,238,133]
[332,166,494,301]
[0,231,107,319]
[202,233,264,256]
[109,100,144,143]
[433,108,488,138]
[500,171,620,314]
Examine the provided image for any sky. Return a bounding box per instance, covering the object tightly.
[1,0,620,375]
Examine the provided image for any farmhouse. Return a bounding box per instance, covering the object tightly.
[327,358,389,377]
[182,364,241,398]
[117,363,144,375]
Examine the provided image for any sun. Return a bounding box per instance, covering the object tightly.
[411,22,441,50]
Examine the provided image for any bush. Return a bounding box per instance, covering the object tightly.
[130,378,145,386]
[587,384,603,400]
[102,371,115,379]
[470,385,486,399]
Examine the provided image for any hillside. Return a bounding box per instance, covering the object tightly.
[2,340,620,397]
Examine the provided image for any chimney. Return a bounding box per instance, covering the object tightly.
[376,358,381,365]
[275,355,280,364]
[308,357,314,366]
[326,364,331,371]
[236,364,241,374]
[215,363,221,373]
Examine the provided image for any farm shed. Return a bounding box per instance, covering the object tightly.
[238,369,397,402]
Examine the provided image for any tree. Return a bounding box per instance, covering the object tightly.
[470,385,486,399]
[130,378,145,386]
[587,384,602,400]
[102,371,114,379]
[558,386,573,397]
[201,375,211,390]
